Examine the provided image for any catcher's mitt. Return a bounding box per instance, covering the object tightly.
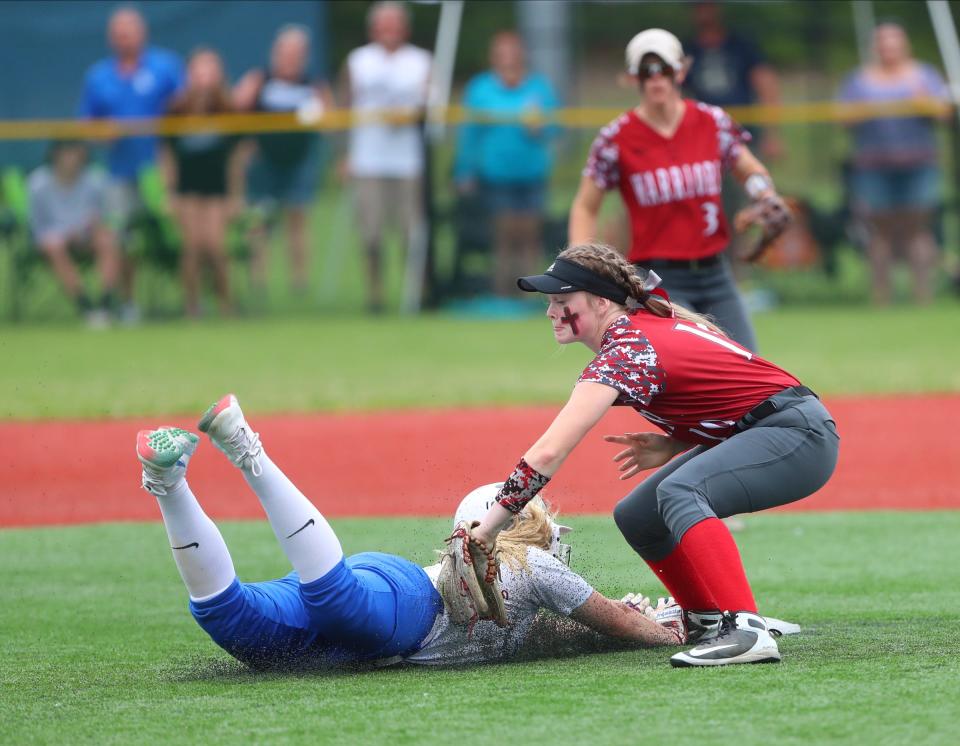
[734,192,792,263]
[436,520,508,628]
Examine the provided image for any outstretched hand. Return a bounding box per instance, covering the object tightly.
[603,432,677,479]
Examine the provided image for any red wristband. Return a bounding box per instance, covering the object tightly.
[496,458,550,514]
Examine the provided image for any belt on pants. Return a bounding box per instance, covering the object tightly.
[735,385,818,432]
[641,254,723,271]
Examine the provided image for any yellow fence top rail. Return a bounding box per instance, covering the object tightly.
[0,99,950,141]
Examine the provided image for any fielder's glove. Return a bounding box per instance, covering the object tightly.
[734,191,792,263]
[437,520,508,628]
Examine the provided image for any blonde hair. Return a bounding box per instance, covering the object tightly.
[557,242,726,336]
[441,498,559,574]
[496,498,557,571]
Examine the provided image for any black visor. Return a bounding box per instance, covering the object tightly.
[517,258,630,304]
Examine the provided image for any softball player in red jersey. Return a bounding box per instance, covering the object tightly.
[466,243,839,667]
[569,28,790,352]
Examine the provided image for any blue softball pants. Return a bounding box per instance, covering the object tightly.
[188,552,442,668]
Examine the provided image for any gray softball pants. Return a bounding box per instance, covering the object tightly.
[645,257,757,352]
[613,389,840,562]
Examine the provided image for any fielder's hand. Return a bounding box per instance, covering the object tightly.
[603,432,678,479]
[437,520,508,628]
[734,192,792,263]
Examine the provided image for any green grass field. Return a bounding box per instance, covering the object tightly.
[2,303,959,744]
[3,513,959,744]
[2,303,960,420]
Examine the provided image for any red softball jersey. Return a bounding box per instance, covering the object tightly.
[578,313,800,446]
[583,100,749,262]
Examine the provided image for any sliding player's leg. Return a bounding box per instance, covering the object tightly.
[198,394,343,583]
[138,426,328,668]
[137,428,235,601]
[198,395,442,661]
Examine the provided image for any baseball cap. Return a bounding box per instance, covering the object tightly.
[454,483,573,565]
[625,28,685,74]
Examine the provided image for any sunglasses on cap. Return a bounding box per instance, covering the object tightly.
[638,61,675,81]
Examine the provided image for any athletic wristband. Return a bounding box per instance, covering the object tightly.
[744,173,774,200]
[496,458,550,514]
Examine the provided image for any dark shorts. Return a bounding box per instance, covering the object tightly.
[189,552,442,668]
[481,180,546,215]
[852,165,940,213]
[248,148,322,207]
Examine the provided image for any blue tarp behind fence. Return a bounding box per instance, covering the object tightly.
[0,0,329,169]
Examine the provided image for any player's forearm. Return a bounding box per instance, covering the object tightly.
[571,594,680,646]
[568,197,599,245]
[732,147,770,184]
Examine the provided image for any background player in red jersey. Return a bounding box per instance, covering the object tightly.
[458,242,838,667]
[569,28,789,352]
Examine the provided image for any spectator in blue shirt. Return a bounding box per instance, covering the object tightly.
[454,32,559,297]
[839,22,949,305]
[79,7,184,319]
[80,7,184,185]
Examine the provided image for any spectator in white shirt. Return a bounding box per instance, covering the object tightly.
[341,1,432,313]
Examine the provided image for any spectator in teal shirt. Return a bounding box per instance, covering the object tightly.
[455,32,559,296]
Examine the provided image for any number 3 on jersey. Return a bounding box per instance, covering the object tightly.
[701,202,719,237]
[675,321,753,360]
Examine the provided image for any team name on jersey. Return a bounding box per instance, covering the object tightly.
[628,159,722,207]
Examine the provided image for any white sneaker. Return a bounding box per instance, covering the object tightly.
[765,617,802,637]
[670,611,781,667]
[197,393,263,475]
[137,427,199,496]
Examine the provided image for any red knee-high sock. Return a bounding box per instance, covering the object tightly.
[645,544,718,611]
[677,518,757,613]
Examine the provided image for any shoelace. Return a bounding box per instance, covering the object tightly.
[224,426,263,477]
[714,611,738,641]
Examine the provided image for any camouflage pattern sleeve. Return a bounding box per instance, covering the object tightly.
[578,320,666,406]
[496,458,551,514]
[697,102,751,172]
[583,115,627,191]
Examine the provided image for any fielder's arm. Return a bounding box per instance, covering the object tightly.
[730,147,791,261]
[568,174,606,245]
[473,382,619,544]
[731,146,774,196]
[571,592,682,646]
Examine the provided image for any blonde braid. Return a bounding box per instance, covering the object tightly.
[557,243,726,336]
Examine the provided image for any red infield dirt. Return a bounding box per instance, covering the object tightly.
[1,394,957,528]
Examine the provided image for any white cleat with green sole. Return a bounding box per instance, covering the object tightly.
[136,427,199,496]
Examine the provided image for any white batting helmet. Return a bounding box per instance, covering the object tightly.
[625,28,685,74]
[454,483,573,566]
